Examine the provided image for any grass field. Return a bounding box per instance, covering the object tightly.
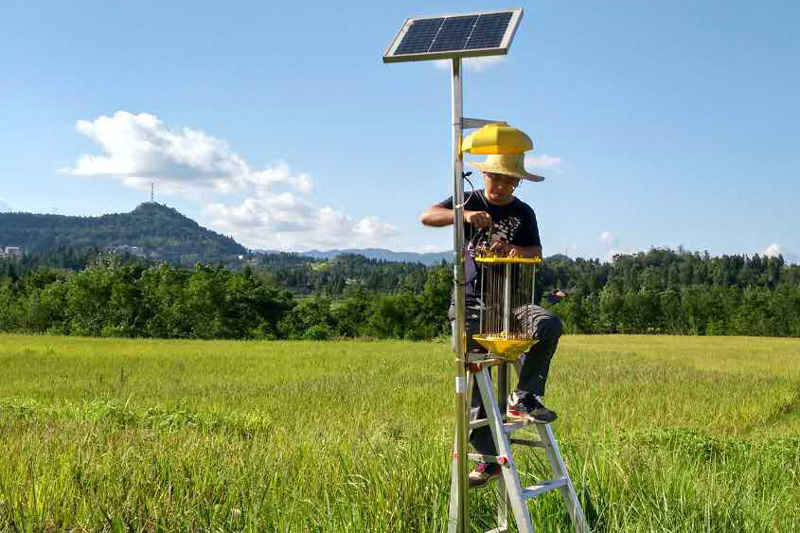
[1,334,799,532]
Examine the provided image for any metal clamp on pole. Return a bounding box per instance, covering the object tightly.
[462,117,507,130]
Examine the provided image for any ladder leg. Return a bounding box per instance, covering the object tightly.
[512,358,523,380]
[475,368,535,533]
[447,441,460,533]
[536,424,589,533]
[448,369,474,533]
[496,362,509,530]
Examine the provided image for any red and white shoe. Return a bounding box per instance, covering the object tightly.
[507,391,557,423]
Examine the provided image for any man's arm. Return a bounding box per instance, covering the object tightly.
[490,242,542,259]
[420,205,454,227]
[421,204,492,229]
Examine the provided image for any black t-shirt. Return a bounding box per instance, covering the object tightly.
[438,190,541,308]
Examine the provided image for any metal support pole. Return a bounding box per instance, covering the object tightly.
[503,263,512,335]
[450,57,469,533]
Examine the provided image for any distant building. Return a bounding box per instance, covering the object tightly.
[107,245,146,257]
[0,246,24,258]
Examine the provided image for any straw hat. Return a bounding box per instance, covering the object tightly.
[468,153,544,182]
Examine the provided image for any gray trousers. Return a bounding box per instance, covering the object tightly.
[451,304,563,456]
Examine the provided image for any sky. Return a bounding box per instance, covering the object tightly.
[1,0,798,261]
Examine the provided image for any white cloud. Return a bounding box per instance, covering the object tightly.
[353,216,397,240]
[525,153,562,170]
[761,243,799,263]
[605,246,638,263]
[401,244,451,254]
[599,231,637,262]
[434,55,507,72]
[249,162,313,195]
[762,243,782,258]
[62,111,398,250]
[60,111,312,196]
[0,197,11,212]
[599,231,617,247]
[207,195,398,251]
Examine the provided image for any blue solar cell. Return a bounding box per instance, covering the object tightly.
[465,12,513,50]
[395,18,444,55]
[429,15,478,52]
[394,11,513,56]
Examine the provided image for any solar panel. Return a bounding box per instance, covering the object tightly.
[383,9,523,63]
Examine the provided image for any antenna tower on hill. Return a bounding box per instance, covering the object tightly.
[151,182,155,203]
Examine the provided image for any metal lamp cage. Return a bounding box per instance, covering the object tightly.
[473,254,542,359]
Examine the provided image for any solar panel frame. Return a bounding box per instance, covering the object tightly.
[382,8,523,64]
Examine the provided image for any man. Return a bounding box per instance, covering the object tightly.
[421,152,563,488]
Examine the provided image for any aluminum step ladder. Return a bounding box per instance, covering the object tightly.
[447,353,589,533]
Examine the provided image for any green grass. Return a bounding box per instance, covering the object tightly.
[1,334,799,532]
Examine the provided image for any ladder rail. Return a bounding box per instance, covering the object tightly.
[496,361,509,531]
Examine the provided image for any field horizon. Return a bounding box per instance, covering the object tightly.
[2,334,799,531]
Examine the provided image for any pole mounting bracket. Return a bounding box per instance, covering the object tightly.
[461,117,507,130]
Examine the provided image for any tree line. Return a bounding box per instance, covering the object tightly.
[545,249,800,336]
[0,254,451,340]
[1,247,799,340]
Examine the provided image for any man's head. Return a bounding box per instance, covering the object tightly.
[468,152,545,206]
[483,172,520,205]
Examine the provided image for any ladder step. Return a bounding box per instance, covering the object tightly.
[467,453,502,464]
[469,418,539,432]
[510,437,545,448]
[503,419,533,432]
[467,353,507,365]
[521,477,568,500]
[469,418,488,430]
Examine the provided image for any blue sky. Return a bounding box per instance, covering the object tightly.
[1,0,798,260]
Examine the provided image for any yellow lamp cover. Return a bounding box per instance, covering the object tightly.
[461,123,533,155]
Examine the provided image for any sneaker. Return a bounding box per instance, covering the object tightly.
[507,391,558,423]
[468,462,502,488]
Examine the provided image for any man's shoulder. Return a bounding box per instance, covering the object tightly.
[510,196,535,216]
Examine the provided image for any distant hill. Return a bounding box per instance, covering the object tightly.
[283,248,452,265]
[291,249,573,265]
[1,203,577,268]
[0,202,246,264]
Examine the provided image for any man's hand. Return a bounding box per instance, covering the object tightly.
[421,206,493,228]
[465,210,492,229]
[489,239,513,256]
[489,240,540,258]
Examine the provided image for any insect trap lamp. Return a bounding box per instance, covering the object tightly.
[472,252,541,359]
[382,9,526,533]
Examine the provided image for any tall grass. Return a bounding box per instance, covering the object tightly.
[1,334,799,531]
